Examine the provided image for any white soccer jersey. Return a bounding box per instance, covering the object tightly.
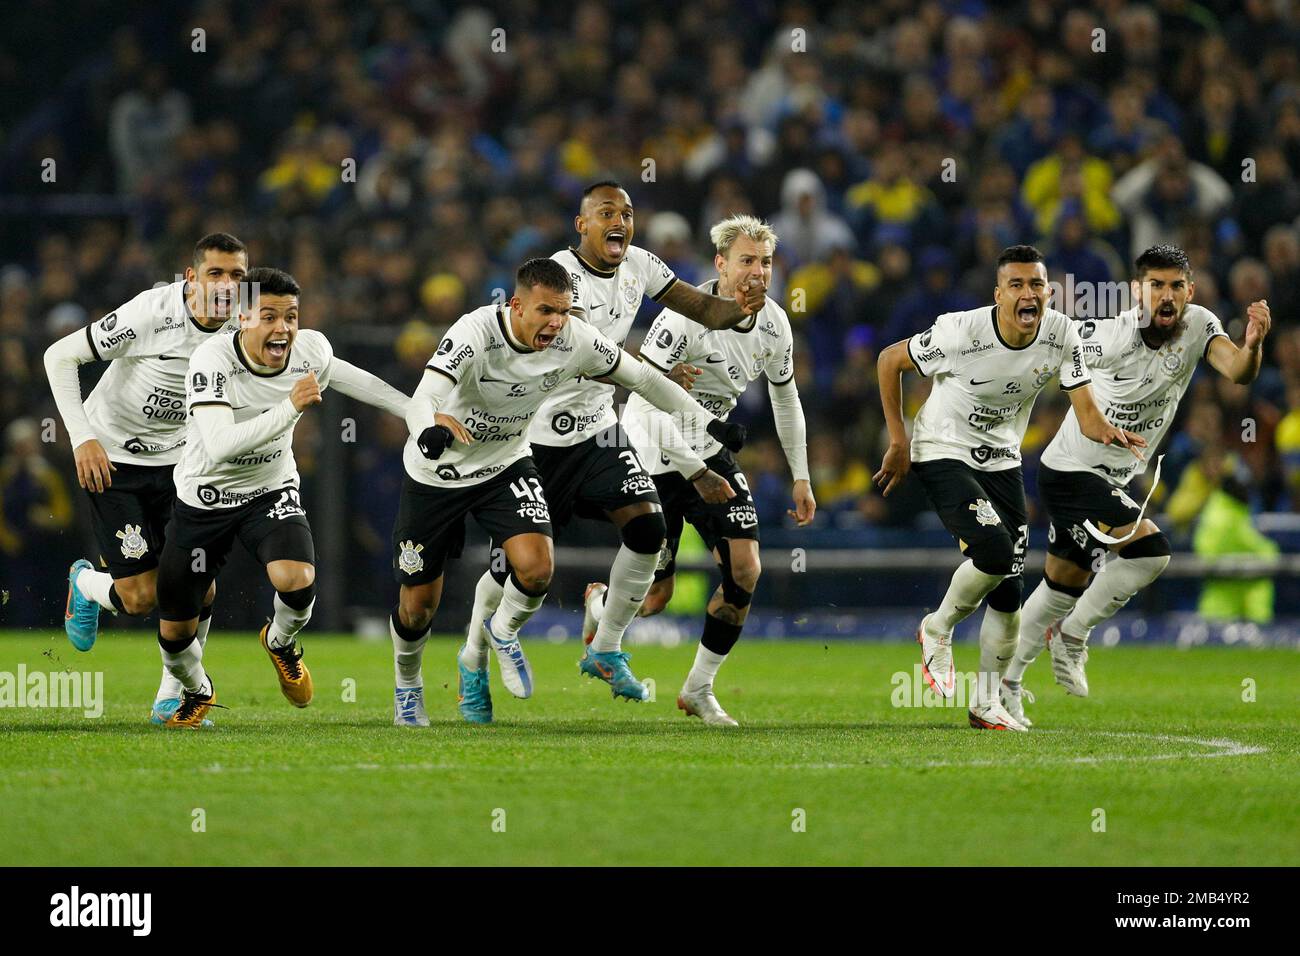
[1041,304,1228,484]
[82,281,236,465]
[623,280,791,473]
[527,245,677,446]
[405,304,627,488]
[908,306,1092,471]
[174,329,334,509]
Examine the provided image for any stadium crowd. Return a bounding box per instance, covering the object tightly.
[3,0,1300,620]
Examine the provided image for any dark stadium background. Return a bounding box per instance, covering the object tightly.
[1,0,1298,643]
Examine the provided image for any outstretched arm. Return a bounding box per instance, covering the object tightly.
[608,352,743,454]
[326,358,411,418]
[657,278,766,330]
[1206,300,1270,385]
[1067,383,1147,456]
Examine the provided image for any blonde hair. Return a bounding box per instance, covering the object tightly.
[709,214,778,257]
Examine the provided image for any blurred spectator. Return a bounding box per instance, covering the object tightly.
[0,419,74,626]
[1112,135,1234,260]
[1193,468,1277,624]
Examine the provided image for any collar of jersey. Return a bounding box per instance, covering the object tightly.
[181,280,229,335]
[990,305,1041,351]
[496,306,535,354]
[234,330,291,377]
[569,247,618,278]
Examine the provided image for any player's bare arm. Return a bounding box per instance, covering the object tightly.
[1206,299,1271,384]
[657,278,765,330]
[1067,383,1146,457]
[873,339,916,497]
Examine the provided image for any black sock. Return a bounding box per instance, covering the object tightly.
[701,612,744,656]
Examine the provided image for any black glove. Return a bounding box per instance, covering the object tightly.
[417,424,454,460]
[707,418,746,453]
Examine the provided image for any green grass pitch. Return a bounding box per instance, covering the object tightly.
[0,630,1296,866]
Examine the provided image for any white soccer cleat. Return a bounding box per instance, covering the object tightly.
[1000,678,1034,728]
[485,617,533,699]
[968,698,1029,732]
[1046,622,1090,697]
[677,685,738,727]
[581,582,607,646]
[917,613,955,699]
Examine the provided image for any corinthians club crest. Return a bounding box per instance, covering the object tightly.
[398,539,425,575]
[1160,347,1184,375]
[969,499,1000,527]
[117,523,148,559]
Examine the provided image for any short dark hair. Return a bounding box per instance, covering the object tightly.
[996,244,1046,274]
[582,179,625,199]
[193,232,246,266]
[1134,243,1193,280]
[515,258,572,296]
[246,266,301,299]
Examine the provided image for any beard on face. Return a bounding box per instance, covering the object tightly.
[1141,309,1186,346]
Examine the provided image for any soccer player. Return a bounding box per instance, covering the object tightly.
[607,215,815,726]
[873,245,1145,732]
[389,257,746,726]
[1003,244,1270,718]
[46,233,245,723]
[153,267,409,728]
[464,181,767,704]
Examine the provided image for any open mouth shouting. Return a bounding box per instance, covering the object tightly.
[265,335,290,362]
[603,229,627,261]
[1015,300,1040,326]
[1155,302,1178,323]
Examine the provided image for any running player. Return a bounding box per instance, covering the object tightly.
[388,257,745,726]
[463,181,767,705]
[1003,244,1270,719]
[605,214,815,726]
[873,245,1145,731]
[46,233,244,723]
[153,267,409,728]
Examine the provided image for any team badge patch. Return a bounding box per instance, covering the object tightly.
[969,499,1000,527]
[116,524,148,559]
[398,540,425,576]
[1161,350,1183,375]
[541,370,562,392]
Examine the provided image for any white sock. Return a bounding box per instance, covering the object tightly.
[267,592,314,648]
[976,607,1020,706]
[591,545,656,652]
[489,576,546,643]
[463,571,505,669]
[931,560,1003,635]
[75,567,117,612]
[684,644,727,693]
[1061,555,1170,642]
[391,614,429,689]
[1005,580,1080,680]
[159,635,208,695]
[157,607,213,701]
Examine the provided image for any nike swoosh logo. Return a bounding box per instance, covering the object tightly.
[706,355,725,364]
[157,354,187,361]
[971,378,993,385]
[480,376,519,384]
[1114,374,1136,381]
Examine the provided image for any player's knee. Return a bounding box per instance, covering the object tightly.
[729,550,761,594]
[398,593,437,632]
[115,578,157,616]
[717,557,755,609]
[269,561,315,593]
[986,575,1023,613]
[203,579,217,607]
[511,564,552,596]
[620,511,667,555]
[640,579,674,617]
[966,534,1016,577]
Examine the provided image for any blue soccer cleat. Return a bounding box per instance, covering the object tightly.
[64,559,102,651]
[393,686,430,727]
[457,660,493,724]
[485,617,533,699]
[150,697,214,728]
[580,648,648,701]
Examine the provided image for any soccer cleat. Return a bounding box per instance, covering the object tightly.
[63,559,102,651]
[581,582,607,646]
[968,698,1029,732]
[677,685,738,727]
[393,686,430,727]
[1046,622,1090,697]
[151,696,214,728]
[579,648,648,701]
[485,617,533,699]
[457,660,493,724]
[1000,679,1035,728]
[162,681,220,729]
[917,613,955,699]
[260,623,313,707]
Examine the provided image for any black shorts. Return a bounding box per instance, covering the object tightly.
[1039,464,1144,570]
[652,449,759,581]
[156,487,315,621]
[86,462,175,577]
[530,424,661,529]
[912,458,1028,576]
[392,457,552,586]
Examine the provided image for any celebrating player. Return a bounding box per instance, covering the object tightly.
[153,267,409,728]
[1003,244,1270,718]
[46,233,245,724]
[874,245,1145,731]
[388,257,746,726]
[608,214,815,726]
[463,181,767,704]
